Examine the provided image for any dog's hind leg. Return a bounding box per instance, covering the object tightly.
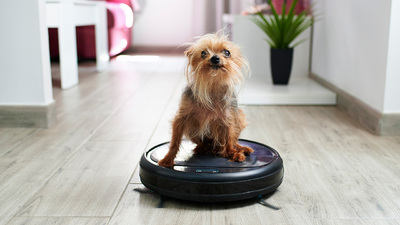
[193,138,214,155]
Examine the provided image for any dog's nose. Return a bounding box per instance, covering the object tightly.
[210,55,220,65]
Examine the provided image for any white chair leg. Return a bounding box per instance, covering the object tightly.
[58,1,79,89]
[94,2,109,71]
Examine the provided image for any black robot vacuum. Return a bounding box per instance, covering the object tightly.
[139,139,284,202]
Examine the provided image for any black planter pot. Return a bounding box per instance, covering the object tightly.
[270,48,294,85]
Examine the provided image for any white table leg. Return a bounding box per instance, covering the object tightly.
[94,2,109,71]
[58,1,79,89]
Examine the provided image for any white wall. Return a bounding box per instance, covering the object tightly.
[132,0,228,47]
[384,0,400,113]
[132,0,196,46]
[0,0,53,105]
[311,0,393,113]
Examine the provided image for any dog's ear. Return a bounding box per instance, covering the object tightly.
[184,47,193,58]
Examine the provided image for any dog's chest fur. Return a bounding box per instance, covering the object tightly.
[182,86,237,140]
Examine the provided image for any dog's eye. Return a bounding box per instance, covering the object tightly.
[223,50,231,58]
[201,50,208,59]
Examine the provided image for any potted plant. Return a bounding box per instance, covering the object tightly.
[251,0,315,85]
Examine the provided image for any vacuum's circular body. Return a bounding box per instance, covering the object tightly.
[139,139,284,202]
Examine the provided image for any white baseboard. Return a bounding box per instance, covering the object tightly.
[310,73,400,136]
[0,101,56,128]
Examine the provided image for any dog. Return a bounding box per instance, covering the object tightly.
[158,32,253,168]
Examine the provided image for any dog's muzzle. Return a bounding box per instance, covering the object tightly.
[210,55,222,69]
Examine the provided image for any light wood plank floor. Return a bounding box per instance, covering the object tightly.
[1,56,400,225]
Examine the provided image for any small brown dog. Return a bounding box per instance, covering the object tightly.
[158,32,253,168]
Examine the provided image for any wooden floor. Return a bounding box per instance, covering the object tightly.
[1,55,400,225]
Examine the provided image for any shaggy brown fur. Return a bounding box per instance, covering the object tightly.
[158,32,253,168]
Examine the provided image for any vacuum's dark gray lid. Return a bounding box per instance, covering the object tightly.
[147,139,279,173]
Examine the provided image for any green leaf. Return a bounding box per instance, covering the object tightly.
[291,38,308,48]
[250,0,316,49]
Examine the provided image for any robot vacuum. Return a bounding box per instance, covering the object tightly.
[139,139,284,202]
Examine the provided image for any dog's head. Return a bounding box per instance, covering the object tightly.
[184,32,249,107]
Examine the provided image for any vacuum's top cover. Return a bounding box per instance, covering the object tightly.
[145,139,280,174]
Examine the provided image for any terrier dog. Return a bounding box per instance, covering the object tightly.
[158,32,253,168]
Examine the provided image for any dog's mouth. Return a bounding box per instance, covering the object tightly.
[210,64,223,70]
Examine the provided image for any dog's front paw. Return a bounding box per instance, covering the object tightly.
[242,146,254,156]
[230,151,246,162]
[158,158,175,168]
[236,144,254,156]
